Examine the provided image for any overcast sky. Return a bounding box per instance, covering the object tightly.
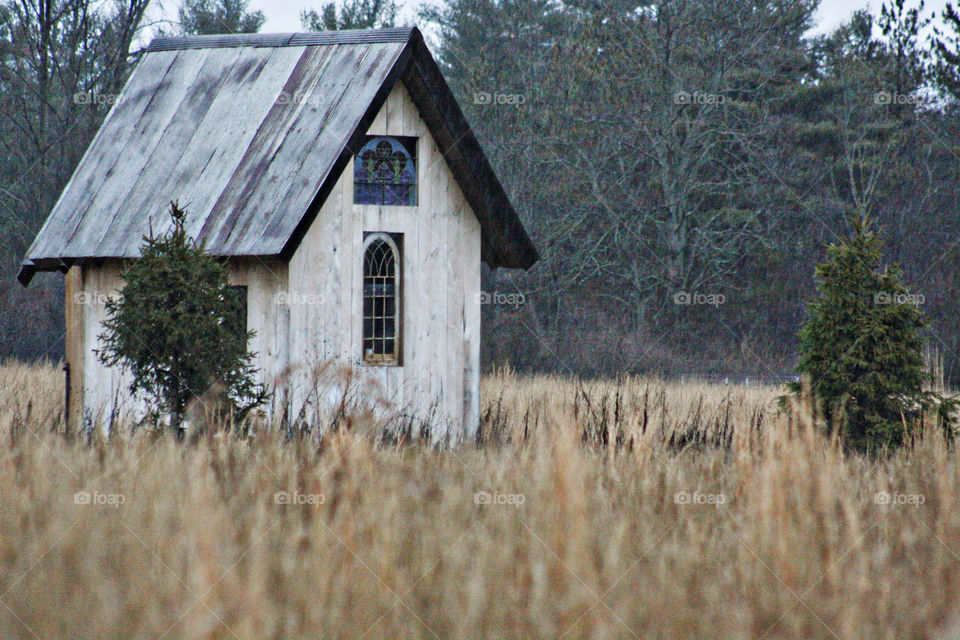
[142,0,951,44]
[225,0,950,36]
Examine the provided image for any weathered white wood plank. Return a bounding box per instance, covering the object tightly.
[446,168,465,442]
[81,263,137,427]
[322,159,345,360]
[426,120,449,438]
[230,260,287,389]
[459,183,482,439]
[368,99,387,135]
[338,159,356,365]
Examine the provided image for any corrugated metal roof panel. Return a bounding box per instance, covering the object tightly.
[25,40,405,262]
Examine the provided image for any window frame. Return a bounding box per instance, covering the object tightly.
[361,232,403,366]
[353,135,419,207]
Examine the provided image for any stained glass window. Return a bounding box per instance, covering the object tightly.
[354,136,418,206]
[363,233,401,364]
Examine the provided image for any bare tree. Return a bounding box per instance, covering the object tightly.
[0,0,152,358]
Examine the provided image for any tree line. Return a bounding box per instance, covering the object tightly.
[5,0,960,384]
[439,0,960,382]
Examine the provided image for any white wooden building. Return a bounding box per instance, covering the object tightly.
[18,27,537,442]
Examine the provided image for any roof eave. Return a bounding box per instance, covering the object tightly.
[17,257,76,285]
[16,260,36,286]
[400,30,538,270]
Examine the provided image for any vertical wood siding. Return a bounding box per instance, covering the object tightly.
[73,81,481,442]
[287,81,481,442]
[76,259,288,429]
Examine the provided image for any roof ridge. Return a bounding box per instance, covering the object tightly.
[146,27,417,52]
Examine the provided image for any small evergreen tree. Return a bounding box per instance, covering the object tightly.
[790,215,951,453]
[98,202,268,435]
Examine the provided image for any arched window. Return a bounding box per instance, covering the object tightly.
[354,136,418,206]
[362,233,402,364]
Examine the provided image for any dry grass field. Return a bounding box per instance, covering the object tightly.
[1,360,960,639]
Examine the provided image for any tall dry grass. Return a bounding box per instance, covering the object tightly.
[1,361,959,639]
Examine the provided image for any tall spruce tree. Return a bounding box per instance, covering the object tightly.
[792,215,948,452]
[97,202,268,435]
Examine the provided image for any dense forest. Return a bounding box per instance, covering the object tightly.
[4,0,960,382]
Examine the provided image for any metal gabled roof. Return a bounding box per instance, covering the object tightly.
[19,27,537,285]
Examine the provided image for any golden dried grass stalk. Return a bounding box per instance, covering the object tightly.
[0,361,957,639]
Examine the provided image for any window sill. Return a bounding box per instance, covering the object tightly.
[361,358,402,367]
